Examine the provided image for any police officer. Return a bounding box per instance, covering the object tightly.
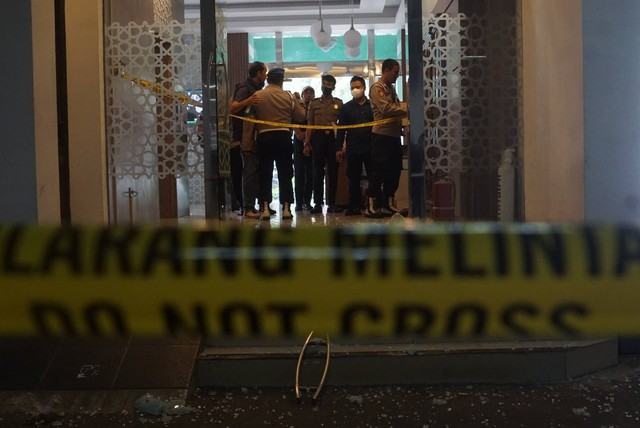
[254,67,306,221]
[304,74,343,214]
[293,86,315,211]
[368,58,408,217]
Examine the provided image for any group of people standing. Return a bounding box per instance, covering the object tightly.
[228,58,407,221]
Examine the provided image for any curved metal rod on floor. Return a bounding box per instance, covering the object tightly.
[295,330,314,401]
[312,333,331,402]
[295,331,331,403]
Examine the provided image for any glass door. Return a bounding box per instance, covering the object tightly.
[104,0,230,224]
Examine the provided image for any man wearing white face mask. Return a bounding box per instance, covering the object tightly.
[335,76,376,217]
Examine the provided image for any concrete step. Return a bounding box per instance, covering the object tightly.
[196,338,618,387]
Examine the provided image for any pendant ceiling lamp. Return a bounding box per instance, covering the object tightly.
[310,0,332,49]
[345,46,360,58]
[342,0,362,50]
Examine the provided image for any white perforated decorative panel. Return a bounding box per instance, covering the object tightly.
[105,19,208,206]
[423,13,521,176]
[106,20,204,179]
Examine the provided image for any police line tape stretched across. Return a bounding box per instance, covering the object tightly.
[229,114,398,130]
[120,72,404,131]
[2,223,640,339]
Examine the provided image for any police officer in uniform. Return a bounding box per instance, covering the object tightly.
[304,74,343,214]
[368,58,408,217]
[254,67,306,221]
[293,86,315,211]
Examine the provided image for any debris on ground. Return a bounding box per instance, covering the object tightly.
[134,393,196,417]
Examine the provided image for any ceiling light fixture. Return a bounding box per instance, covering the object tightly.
[345,46,360,58]
[343,0,362,54]
[310,0,334,50]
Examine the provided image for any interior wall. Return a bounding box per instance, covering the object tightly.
[228,33,249,92]
[66,0,109,224]
[0,1,38,223]
[583,0,640,222]
[108,0,184,24]
[521,0,584,221]
[32,0,61,225]
[108,0,153,23]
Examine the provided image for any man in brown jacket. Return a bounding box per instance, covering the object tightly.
[254,68,306,220]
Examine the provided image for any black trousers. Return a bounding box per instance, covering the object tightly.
[230,145,243,209]
[369,133,402,203]
[257,130,294,205]
[346,151,371,210]
[311,131,338,207]
[293,139,313,206]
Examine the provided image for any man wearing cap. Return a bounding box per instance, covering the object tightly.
[254,67,306,221]
[293,86,315,211]
[304,74,343,214]
[229,61,267,219]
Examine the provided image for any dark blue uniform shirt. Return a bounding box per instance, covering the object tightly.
[336,98,373,155]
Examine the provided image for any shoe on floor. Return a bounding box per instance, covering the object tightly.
[260,202,271,221]
[268,207,276,215]
[365,208,384,218]
[310,205,323,214]
[244,208,261,219]
[344,208,361,216]
[294,204,303,212]
[282,203,293,220]
[327,206,344,213]
[365,197,383,218]
[379,207,395,217]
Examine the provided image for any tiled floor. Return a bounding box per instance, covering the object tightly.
[166,204,419,229]
[0,337,200,391]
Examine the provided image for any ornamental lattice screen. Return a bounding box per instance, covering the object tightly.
[422,12,521,220]
[105,13,230,217]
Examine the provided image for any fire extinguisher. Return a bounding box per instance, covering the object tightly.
[431,176,456,221]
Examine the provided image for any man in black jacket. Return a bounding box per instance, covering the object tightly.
[229,62,267,219]
[335,76,375,217]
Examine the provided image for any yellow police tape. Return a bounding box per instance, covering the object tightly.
[120,72,404,130]
[229,114,398,130]
[121,73,203,108]
[2,223,639,339]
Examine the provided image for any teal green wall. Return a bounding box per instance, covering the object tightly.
[250,32,401,63]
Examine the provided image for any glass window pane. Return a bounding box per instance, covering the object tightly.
[283,35,367,62]
[249,34,276,63]
[374,33,401,59]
